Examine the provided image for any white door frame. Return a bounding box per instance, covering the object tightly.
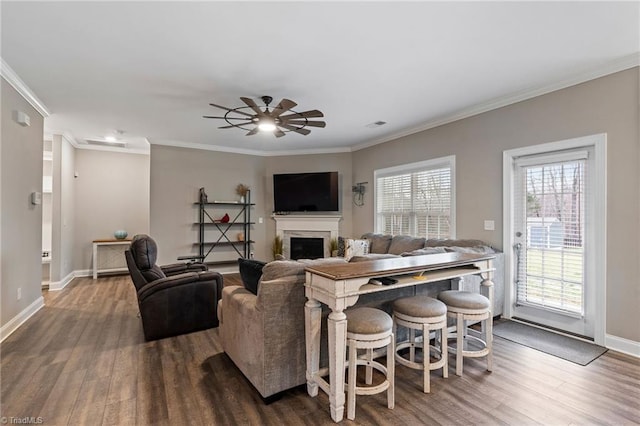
[502,134,607,345]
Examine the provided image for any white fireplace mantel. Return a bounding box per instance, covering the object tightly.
[272,214,342,258]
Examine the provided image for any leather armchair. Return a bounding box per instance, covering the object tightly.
[125,234,223,341]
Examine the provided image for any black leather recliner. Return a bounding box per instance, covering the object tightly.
[125,234,223,341]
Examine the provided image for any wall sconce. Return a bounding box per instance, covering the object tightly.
[352,182,368,207]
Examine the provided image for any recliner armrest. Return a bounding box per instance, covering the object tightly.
[161,262,208,276]
[138,272,202,302]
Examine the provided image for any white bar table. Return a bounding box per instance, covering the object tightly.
[304,252,495,422]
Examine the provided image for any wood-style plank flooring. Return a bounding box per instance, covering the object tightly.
[1,274,639,425]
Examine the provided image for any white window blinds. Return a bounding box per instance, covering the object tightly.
[375,157,454,238]
[514,150,588,316]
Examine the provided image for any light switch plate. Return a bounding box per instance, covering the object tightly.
[484,220,495,231]
[31,191,42,205]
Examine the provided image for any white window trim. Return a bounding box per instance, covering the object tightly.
[374,155,456,238]
[503,133,606,345]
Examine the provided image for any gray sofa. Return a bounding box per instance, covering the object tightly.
[218,236,504,398]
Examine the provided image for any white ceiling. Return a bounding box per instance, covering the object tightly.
[2,1,638,155]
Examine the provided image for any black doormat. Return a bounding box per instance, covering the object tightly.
[493,319,607,365]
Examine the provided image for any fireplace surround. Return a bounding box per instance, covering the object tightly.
[272,214,341,259]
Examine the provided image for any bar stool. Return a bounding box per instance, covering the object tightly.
[392,295,448,393]
[345,307,395,421]
[438,290,492,376]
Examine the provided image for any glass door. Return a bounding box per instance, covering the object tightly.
[512,149,594,338]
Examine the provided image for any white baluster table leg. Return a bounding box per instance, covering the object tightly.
[305,298,321,397]
[328,310,347,422]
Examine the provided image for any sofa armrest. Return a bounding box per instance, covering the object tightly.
[219,276,308,398]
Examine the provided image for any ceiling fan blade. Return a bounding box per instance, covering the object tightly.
[279,109,324,120]
[281,119,326,128]
[209,103,254,117]
[240,97,264,116]
[271,99,297,117]
[274,129,286,138]
[278,123,311,136]
[203,116,250,120]
[246,127,259,136]
[218,122,252,129]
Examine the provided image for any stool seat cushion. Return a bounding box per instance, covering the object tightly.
[346,307,392,335]
[438,290,490,310]
[393,295,447,318]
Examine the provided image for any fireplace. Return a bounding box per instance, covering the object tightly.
[290,237,324,260]
[273,214,342,259]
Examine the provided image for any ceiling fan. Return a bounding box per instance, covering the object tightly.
[204,96,325,138]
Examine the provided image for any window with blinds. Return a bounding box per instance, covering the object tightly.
[514,151,588,316]
[375,157,455,238]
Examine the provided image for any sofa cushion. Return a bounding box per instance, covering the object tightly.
[337,237,370,260]
[424,238,488,248]
[361,233,393,254]
[388,235,426,255]
[261,258,348,282]
[400,247,448,256]
[238,258,267,295]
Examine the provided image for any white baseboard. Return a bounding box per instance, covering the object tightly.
[0,296,44,342]
[605,334,640,358]
[74,269,91,277]
[49,270,77,291]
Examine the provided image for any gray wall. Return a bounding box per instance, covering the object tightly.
[150,145,267,265]
[149,146,354,265]
[73,149,150,270]
[351,68,640,342]
[1,78,45,327]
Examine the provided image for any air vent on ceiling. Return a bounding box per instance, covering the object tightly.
[84,139,127,148]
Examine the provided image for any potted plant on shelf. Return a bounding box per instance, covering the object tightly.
[236,183,249,203]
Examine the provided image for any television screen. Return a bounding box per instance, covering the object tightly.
[273,172,339,212]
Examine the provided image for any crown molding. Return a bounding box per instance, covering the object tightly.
[149,139,351,157]
[0,58,50,117]
[351,53,640,152]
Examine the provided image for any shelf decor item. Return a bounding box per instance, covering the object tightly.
[114,230,128,240]
[220,213,230,223]
[236,183,249,203]
[199,187,208,203]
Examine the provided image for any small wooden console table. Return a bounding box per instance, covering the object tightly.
[304,252,495,422]
[92,239,132,279]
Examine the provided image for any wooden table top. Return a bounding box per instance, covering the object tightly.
[305,252,495,280]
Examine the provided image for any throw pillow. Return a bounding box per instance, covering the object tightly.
[361,233,393,254]
[338,238,370,261]
[238,258,267,295]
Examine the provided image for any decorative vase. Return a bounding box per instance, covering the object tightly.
[239,195,245,204]
[237,232,245,242]
[114,230,128,239]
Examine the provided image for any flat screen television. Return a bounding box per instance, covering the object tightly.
[273,171,339,212]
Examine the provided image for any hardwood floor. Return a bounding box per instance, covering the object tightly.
[1,274,639,425]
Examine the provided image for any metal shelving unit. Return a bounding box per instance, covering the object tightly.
[179,190,254,266]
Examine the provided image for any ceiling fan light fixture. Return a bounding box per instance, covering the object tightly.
[258,118,276,132]
[205,95,325,137]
